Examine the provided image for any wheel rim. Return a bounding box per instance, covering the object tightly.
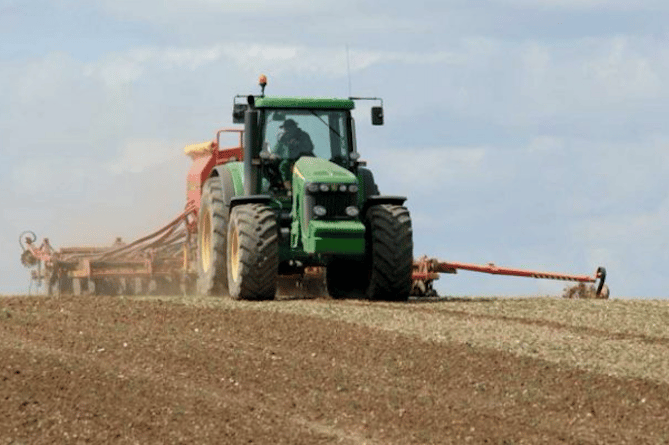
[230,223,240,283]
[200,207,212,273]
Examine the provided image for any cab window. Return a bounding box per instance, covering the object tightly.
[263,109,350,165]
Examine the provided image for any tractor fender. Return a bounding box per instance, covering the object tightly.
[229,195,273,210]
[209,163,244,213]
[211,163,272,211]
[362,195,407,214]
[358,167,379,200]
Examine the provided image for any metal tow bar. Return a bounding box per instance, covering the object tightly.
[411,256,608,298]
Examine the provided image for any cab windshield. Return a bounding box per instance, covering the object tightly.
[262,109,351,166]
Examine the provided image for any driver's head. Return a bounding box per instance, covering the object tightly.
[280,119,298,133]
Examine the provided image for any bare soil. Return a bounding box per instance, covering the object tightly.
[2,294,669,444]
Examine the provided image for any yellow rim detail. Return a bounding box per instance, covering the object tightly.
[200,208,212,273]
[230,223,240,283]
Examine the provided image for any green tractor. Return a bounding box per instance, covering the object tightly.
[194,78,413,301]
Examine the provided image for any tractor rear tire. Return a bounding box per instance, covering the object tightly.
[326,259,366,299]
[226,204,279,300]
[197,178,229,296]
[365,204,413,301]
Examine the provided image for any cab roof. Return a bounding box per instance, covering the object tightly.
[254,97,355,110]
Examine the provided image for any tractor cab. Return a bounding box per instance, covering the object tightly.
[262,108,352,167]
[254,101,356,194]
[233,89,383,198]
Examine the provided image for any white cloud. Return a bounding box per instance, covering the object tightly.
[490,0,669,11]
[3,52,84,108]
[57,0,345,25]
[583,36,661,100]
[107,139,183,174]
[575,194,669,296]
[526,136,564,153]
[368,146,487,197]
[83,54,145,87]
[193,0,318,10]
[83,46,226,88]
[417,35,669,127]
[60,33,669,127]
[81,43,461,90]
[10,157,99,196]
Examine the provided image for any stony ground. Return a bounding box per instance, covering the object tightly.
[1,293,669,444]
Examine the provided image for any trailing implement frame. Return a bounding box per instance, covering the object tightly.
[19,204,196,296]
[411,256,608,298]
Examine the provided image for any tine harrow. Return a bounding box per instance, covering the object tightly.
[19,204,197,296]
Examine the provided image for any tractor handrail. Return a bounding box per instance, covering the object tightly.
[216,128,244,150]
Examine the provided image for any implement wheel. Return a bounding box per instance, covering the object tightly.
[226,204,278,300]
[365,204,413,301]
[197,178,228,296]
[72,278,87,296]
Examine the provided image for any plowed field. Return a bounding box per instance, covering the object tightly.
[2,294,669,444]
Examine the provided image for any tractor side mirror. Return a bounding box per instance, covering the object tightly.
[233,104,248,124]
[371,106,384,125]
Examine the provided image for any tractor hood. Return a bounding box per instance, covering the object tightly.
[293,157,356,184]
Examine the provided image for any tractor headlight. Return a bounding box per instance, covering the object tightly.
[313,205,327,217]
[345,206,359,217]
[348,184,359,193]
[339,184,348,193]
[306,182,319,193]
[319,183,330,193]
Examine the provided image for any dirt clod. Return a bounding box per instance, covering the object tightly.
[563,282,609,299]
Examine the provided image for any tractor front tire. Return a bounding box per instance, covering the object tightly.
[365,204,413,301]
[226,204,279,300]
[197,178,229,296]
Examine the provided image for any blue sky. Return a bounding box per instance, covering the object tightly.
[2,0,668,297]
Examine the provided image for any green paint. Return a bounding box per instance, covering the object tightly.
[303,220,365,254]
[289,157,364,255]
[225,161,245,195]
[293,157,357,184]
[255,97,355,110]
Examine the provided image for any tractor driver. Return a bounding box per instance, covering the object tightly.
[273,119,314,189]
